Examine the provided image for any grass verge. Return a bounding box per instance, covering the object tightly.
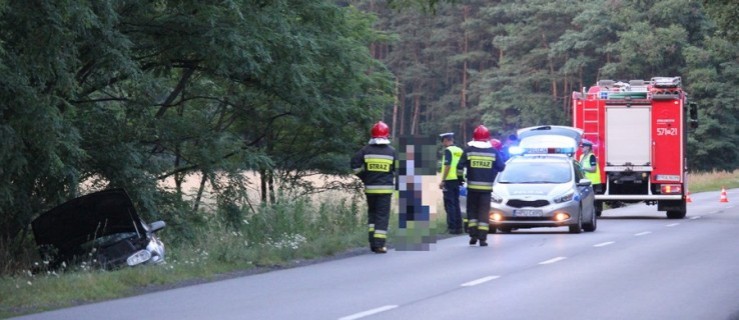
[0,192,447,318]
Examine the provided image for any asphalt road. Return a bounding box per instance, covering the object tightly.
[15,188,739,320]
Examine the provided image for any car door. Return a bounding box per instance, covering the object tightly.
[573,160,595,218]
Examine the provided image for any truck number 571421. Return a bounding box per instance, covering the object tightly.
[657,128,678,136]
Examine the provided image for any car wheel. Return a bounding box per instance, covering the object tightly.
[583,206,597,232]
[569,210,583,234]
[499,227,512,233]
[488,227,497,234]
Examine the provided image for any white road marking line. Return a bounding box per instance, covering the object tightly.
[690,216,701,220]
[709,210,718,214]
[461,275,500,287]
[635,231,651,236]
[593,241,615,247]
[539,257,566,265]
[666,223,680,227]
[339,305,399,320]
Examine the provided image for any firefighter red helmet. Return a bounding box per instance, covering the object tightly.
[490,138,502,150]
[472,125,491,141]
[371,121,390,138]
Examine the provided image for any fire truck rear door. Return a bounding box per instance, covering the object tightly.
[605,106,651,166]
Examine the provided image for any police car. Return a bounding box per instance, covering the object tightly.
[489,126,597,233]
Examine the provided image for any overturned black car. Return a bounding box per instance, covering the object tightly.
[31,188,166,270]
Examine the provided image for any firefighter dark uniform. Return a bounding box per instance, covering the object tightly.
[457,125,505,246]
[438,132,464,234]
[351,121,397,254]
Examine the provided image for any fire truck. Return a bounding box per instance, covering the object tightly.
[572,77,698,219]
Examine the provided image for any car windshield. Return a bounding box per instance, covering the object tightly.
[498,161,571,184]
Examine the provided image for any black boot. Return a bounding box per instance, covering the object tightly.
[478,229,488,246]
[372,246,387,254]
[371,238,387,254]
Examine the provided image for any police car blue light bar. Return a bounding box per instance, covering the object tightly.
[513,125,582,157]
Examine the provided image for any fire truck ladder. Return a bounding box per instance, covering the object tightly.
[581,99,600,153]
[580,95,606,194]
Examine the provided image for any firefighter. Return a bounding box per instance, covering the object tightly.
[457,125,505,246]
[579,139,603,194]
[351,121,397,254]
[438,132,464,234]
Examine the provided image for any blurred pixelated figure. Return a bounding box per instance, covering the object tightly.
[396,134,438,251]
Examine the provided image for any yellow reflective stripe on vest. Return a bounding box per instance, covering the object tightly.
[468,180,493,191]
[364,154,393,173]
[365,185,394,194]
[467,153,495,169]
[443,146,463,180]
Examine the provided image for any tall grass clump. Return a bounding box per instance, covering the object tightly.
[174,191,368,270]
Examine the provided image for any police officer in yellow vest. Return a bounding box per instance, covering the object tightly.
[438,133,464,234]
[579,139,603,194]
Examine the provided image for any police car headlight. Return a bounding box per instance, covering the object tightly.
[491,192,504,204]
[554,191,574,203]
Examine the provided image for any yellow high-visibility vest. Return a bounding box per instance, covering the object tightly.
[443,145,463,180]
[579,152,602,184]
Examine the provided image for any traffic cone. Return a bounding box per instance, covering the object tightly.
[719,187,729,203]
[686,191,692,203]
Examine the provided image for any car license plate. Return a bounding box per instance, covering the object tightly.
[514,209,543,217]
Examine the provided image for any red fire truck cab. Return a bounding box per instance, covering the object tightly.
[572,77,698,219]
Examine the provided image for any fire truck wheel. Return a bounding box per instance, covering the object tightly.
[666,210,686,219]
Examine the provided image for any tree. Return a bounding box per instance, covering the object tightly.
[0,0,393,247]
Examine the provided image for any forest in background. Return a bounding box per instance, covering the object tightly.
[0,0,736,253]
[361,0,737,171]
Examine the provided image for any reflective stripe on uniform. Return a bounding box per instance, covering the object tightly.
[364,154,394,173]
[368,224,375,232]
[374,230,387,239]
[365,185,394,194]
[468,219,478,227]
[468,180,493,191]
[478,222,489,231]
